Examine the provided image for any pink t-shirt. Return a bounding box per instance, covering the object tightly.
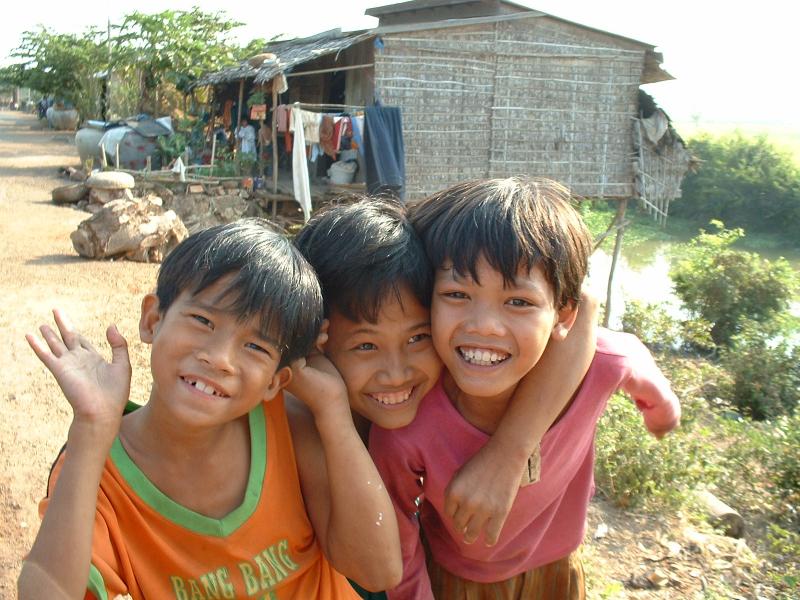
[370,328,679,599]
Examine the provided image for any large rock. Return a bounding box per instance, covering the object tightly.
[89,188,134,205]
[52,183,88,203]
[71,197,188,262]
[86,171,135,190]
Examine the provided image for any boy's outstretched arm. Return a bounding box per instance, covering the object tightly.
[18,310,131,600]
[445,293,598,546]
[620,335,681,438]
[286,352,402,591]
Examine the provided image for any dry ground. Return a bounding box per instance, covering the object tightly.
[0,110,768,599]
[0,110,158,597]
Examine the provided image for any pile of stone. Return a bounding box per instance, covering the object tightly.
[70,196,187,263]
[52,171,188,262]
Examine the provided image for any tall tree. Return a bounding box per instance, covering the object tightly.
[112,8,242,113]
[6,27,107,118]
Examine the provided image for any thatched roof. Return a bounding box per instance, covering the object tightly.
[192,29,373,88]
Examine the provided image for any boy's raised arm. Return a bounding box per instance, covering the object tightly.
[444,293,598,546]
[18,310,131,600]
[286,352,402,592]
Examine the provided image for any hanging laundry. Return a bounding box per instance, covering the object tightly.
[291,104,311,222]
[300,110,322,144]
[337,117,352,150]
[364,106,406,200]
[275,105,289,132]
[351,115,364,151]
[332,117,345,153]
[222,100,234,129]
[319,115,337,159]
[285,107,293,153]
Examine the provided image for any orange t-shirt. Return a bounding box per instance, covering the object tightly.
[40,394,359,600]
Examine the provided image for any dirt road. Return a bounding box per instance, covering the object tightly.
[0,110,158,595]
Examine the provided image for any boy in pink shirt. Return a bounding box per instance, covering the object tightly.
[370,178,680,599]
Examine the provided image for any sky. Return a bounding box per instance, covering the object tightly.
[2,0,798,128]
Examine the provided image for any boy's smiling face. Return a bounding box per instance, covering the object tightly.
[324,285,442,430]
[432,255,576,411]
[140,277,291,428]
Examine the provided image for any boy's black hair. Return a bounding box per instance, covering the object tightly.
[408,177,591,308]
[156,218,322,367]
[294,198,432,323]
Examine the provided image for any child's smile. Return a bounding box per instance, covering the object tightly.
[179,375,230,399]
[457,346,510,367]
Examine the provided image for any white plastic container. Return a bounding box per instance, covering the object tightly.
[328,160,357,184]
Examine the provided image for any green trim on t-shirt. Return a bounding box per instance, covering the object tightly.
[109,403,266,537]
[87,563,108,600]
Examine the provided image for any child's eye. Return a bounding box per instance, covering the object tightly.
[442,291,468,300]
[355,342,377,351]
[408,333,431,344]
[192,314,212,326]
[245,342,270,355]
[507,298,534,307]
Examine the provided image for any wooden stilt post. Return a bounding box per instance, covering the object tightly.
[236,79,245,155]
[271,83,279,201]
[604,199,628,327]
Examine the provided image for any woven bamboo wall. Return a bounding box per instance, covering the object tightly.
[375,17,647,199]
[634,119,691,225]
[375,23,497,197]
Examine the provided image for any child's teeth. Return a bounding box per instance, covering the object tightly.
[461,348,507,366]
[189,379,220,397]
[373,389,412,405]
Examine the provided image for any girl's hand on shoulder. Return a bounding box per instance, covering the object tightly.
[287,326,350,422]
[26,309,131,428]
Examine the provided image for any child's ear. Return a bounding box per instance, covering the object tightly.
[264,366,293,401]
[139,294,161,344]
[551,300,579,342]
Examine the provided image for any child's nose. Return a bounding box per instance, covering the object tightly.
[464,306,506,337]
[196,336,236,373]
[377,351,410,386]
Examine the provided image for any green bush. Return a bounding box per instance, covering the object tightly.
[594,392,714,510]
[766,524,800,595]
[769,413,800,513]
[673,133,800,240]
[719,322,800,419]
[621,300,715,353]
[670,221,797,346]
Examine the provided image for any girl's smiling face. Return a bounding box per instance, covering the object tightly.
[324,285,442,430]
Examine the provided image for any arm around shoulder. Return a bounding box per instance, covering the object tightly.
[285,354,402,591]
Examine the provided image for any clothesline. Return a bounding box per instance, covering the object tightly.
[291,102,367,112]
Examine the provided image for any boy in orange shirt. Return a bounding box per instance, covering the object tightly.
[19,219,401,600]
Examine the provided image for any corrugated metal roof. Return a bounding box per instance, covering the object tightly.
[192,29,373,88]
